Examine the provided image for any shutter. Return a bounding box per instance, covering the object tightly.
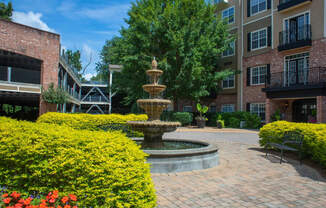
[247,32,251,52]
[267,26,272,47]
[247,67,251,86]
[247,0,251,17]
[246,103,251,112]
[266,64,271,85]
[267,0,271,10]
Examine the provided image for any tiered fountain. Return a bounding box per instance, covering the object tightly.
[128,59,219,173]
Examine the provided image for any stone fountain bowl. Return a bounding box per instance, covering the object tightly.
[127,120,181,133]
[142,84,166,97]
[133,138,219,173]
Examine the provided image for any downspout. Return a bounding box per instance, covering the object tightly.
[240,0,244,111]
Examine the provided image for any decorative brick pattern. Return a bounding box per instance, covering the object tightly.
[153,131,326,208]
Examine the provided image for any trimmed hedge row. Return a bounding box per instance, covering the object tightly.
[209,112,261,129]
[37,112,148,131]
[259,121,326,167]
[0,117,156,207]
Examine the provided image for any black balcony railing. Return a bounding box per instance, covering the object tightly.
[83,95,108,102]
[278,24,312,51]
[265,67,326,89]
[278,0,312,12]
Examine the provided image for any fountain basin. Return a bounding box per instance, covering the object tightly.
[134,138,219,173]
[136,99,172,121]
[142,84,166,97]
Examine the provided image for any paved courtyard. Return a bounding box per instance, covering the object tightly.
[151,128,326,208]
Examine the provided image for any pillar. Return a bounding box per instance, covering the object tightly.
[317,96,326,123]
[265,98,271,123]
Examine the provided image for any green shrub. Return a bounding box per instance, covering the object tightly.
[0,117,156,207]
[215,112,261,129]
[37,112,147,131]
[160,111,174,121]
[173,112,193,126]
[229,117,240,128]
[259,121,326,167]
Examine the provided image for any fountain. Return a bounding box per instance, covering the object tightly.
[127,59,219,173]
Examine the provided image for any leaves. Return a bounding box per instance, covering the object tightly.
[0,2,13,21]
[41,83,68,104]
[96,0,234,105]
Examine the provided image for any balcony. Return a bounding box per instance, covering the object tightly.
[278,24,311,51]
[263,67,326,98]
[278,0,312,12]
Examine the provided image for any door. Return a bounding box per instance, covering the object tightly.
[292,99,316,123]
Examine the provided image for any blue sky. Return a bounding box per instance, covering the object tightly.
[3,0,134,79]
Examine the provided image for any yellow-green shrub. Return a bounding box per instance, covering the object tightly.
[0,117,156,207]
[259,121,326,167]
[37,112,147,130]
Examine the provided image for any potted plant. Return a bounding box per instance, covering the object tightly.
[41,83,68,113]
[195,103,208,128]
[216,114,224,129]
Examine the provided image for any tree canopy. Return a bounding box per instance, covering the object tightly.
[0,1,13,20]
[96,0,234,105]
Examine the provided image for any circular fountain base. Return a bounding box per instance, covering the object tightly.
[134,139,219,173]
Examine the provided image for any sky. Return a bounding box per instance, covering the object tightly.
[3,0,134,80]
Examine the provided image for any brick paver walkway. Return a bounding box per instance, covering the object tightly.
[152,129,326,208]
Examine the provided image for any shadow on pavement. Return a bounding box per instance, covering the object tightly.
[248,147,326,182]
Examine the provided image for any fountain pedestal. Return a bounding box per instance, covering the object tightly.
[127,59,219,173]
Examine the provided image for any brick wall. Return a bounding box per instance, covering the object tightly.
[0,19,61,115]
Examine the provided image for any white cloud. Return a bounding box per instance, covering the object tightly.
[84,73,96,81]
[12,11,55,33]
[77,4,130,22]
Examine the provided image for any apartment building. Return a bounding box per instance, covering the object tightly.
[180,0,326,123]
[0,19,110,117]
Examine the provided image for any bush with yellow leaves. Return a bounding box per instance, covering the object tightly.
[0,117,156,207]
[259,121,326,167]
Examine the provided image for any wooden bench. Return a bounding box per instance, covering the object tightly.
[265,131,304,164]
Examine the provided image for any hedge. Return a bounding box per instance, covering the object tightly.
[211,112,261,129]
[259,121,326,167]
[0,117,156,207]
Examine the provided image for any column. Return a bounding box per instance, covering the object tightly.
[109,70,113,114]
[265,98,271,123]
[317,96,326,123]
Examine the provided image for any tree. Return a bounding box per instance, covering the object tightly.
[0,1,13,20]
[97,0,234,106]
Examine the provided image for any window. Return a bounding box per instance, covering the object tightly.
[250,103,265,120]
[250,0,267,16]
[251,28,267,50]
[222,41,235,57]
[209,105,217,113]
[251,65,267,85]
[222,74,235,89]
[221,104,235,113]
[284,52,309,86]
[222,6,235,24]
[183,106,192,112]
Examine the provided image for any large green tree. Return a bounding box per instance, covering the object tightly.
[97,0,234,106]
[0,1,13,20]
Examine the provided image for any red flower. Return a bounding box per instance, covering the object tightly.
[24,197,33,205]
[14,203,23,208]
[72,206,78,208]
[61,196,69,204]
[49,198,56,203]
[57,206,62,208]
[10,192,21,199]
[64,205,71,208]
[2,193,8,198]
[68,194,77,202]
[3,197,12,204]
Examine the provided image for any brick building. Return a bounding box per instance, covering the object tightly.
[0,19,110,118]
[178,0,326,124]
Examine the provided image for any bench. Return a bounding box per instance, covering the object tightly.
[265,131,304,164]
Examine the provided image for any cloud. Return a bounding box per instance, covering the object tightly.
[57,2,76,13]
[84,73,96,81]
[12,11,55,33]
[81,44,99,75]
[77,4,130,22]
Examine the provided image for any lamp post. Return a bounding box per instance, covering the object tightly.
[108,64,122,114]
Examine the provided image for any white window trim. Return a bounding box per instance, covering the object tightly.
[222,74,235,89]
[250,65,267,86]
[250,103,266,121]
[250,0,267,17]
[222,41,235,58]
[221,104,235,113]
[250,27,267,51]
[209,105,217,113]
[282,10,310,30]
[183,105,192,112]
[222,6,235,25]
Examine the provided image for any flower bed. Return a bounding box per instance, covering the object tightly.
[0,117,156,207]
[259,121,326,167]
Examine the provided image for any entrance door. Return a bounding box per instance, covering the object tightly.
[292,99,316,122]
